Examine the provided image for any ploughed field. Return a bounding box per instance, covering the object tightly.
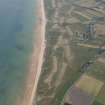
[35,0,105,105]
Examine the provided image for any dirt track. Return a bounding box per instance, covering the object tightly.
[77,43,105,49]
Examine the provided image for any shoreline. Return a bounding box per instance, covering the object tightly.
[28,0,46,104]
[16,0,46,105]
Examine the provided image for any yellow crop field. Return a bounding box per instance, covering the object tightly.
[75,75,104,96]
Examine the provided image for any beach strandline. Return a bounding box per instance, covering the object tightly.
[15,0,46,105]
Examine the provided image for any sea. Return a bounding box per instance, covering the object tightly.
[0,0,37,104]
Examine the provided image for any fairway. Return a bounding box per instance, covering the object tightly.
[75,75,104,96]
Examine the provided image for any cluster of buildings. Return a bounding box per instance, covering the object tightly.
[75,17,105,40]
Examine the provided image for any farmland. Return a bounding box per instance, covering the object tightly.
[35,0,105,105]
[75,75,104,96]
[96,85,105,105]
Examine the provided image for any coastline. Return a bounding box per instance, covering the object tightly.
[16,0,46,105]
[28,0,46,104]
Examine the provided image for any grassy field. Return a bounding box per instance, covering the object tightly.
[92,101,103,105]
[96,85,105,105]
[86,57,105,81]
[35,0,105,105]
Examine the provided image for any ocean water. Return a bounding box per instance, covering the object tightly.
[0,0,37,104]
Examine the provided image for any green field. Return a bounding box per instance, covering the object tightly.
[95,85,105,105]
[92,101,103,105]
[86,56,105,81]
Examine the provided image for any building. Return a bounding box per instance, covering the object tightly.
[83,23,95,40]
[94,22,105,36]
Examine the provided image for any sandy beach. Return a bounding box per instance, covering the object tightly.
[16,0,46,105]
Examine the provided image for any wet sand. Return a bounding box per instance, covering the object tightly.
[16,0,46,105]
